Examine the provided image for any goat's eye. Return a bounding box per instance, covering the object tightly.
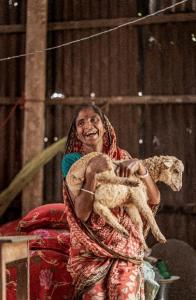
[173,169,178,174]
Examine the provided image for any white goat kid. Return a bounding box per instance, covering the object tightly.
[66,152,184,250]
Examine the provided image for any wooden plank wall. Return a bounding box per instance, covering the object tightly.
[0,0,196,248]
[0,1,26,220]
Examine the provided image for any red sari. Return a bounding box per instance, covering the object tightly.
[63,120,145,300]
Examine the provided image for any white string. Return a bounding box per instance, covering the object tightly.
[0,0,190,62]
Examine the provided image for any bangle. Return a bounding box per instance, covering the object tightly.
[137,168,149,179]
[81,188,95,195]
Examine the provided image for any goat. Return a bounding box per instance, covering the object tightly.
[66,152,184,249]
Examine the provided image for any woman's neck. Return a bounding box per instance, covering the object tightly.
[81,142,103,154]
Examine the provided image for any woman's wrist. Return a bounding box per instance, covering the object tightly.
[81,188,95,195]
[137,168,149,178]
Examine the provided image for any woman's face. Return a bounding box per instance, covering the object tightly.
[75,108,105,150]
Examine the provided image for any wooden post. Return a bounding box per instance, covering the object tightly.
[22,0,48,214]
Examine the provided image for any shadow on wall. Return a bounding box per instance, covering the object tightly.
[152,239,196,300]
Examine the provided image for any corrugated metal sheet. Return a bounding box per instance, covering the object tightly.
[47,21,196,97]
[48,0,137,22]
[140,23,196,95]
[0,105,23,221]
[0,0,26,25]
[44,105,76,203]
[47,26,139,97]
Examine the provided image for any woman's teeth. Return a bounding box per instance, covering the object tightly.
[86,132,97,137]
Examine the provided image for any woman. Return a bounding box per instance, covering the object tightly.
[62,104,160,300]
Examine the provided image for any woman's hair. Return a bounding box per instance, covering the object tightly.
[72,103,105,130]
[65,103,112,153]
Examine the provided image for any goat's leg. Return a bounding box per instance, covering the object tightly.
[129,188,166,243]
[93,201,129,237]
[126,204,149,251]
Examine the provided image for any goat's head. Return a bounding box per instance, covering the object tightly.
[159,156,184,191]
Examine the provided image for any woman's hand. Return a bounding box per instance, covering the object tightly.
[86,154,111,176]
[115,158,147,177]
[116,158,160,205]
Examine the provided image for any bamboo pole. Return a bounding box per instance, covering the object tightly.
[0,137,66,216]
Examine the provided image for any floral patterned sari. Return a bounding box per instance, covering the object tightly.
[63,116,145,300]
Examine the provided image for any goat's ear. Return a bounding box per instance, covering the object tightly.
[163,157,173,168]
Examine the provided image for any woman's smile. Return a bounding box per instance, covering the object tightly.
[84,130,99,139]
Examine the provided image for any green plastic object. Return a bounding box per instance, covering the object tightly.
[156,259,171,279]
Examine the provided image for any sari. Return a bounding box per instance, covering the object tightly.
[63,116,145,300]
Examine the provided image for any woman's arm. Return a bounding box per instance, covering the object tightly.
[74,171,96,221]
[74,155,110,221]
[138,162,160,205]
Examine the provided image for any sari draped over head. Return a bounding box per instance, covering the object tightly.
[63,115,145,300]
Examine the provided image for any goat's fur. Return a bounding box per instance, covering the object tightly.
[66,152,184,249]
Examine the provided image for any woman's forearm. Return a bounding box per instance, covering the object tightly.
[138,163,160,205]
[74,172,96,221]
[141,175,160,205]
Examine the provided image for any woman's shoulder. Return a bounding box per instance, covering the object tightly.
[63,152,82,161]
[61,152,82,177]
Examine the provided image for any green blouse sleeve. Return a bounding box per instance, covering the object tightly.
[61,152,82,177]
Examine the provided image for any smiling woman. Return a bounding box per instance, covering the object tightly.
[75,107,105,152]
[61,103,160,300]
[61,104,108,178]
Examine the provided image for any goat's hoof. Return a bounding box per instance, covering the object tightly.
[143,244,150,252]
[159,236,167,243]
[144,247,151,256]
